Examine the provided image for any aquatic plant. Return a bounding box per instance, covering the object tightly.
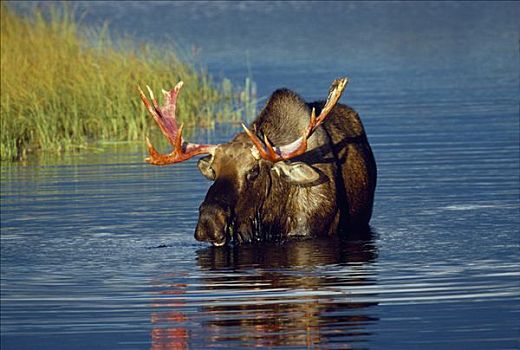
[0,4,254,161]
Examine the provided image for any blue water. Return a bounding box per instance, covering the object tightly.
[2,2,519,349]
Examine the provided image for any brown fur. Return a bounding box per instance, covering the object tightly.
[194,88,376,246]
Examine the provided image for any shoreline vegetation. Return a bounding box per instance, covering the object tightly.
[0,4,256,161]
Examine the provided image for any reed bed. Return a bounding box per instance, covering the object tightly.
[0,4,253,161]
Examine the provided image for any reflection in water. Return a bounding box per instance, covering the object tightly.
[198,229,377,269]
[150,230,378,349]
[150,280,189,350]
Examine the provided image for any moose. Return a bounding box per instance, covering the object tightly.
[138,77,376,246]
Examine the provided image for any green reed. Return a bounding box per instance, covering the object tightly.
[0,4,255,161]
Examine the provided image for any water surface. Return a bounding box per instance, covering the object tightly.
[2,2,519,349]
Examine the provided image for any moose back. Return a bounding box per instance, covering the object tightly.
[138,78,376,246]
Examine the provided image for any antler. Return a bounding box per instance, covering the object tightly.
[242,77,348,162]
[138,81,218,165]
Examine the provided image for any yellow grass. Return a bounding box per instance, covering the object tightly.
[0,4,253,161]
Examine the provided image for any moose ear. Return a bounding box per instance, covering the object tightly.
[272,161,320,185]
[197,155,216,181]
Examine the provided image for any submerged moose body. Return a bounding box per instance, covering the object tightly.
[139,78,376,246]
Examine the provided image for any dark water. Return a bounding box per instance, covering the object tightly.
[2,2,519,349]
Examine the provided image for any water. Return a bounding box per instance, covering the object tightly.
[2,2,519,349]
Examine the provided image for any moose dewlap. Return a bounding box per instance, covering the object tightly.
[139,78,377,246]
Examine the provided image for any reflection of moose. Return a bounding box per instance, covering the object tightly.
[139,78,377,246]
[150,232,378,348]
[150,280,189,350]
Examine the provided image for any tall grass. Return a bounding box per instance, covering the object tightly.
[0,4,254,161]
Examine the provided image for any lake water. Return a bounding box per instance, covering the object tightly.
[1,2,519,349]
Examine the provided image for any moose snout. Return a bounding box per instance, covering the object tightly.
[194,203,229,246]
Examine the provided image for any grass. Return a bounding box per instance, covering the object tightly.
[0,4,255,161]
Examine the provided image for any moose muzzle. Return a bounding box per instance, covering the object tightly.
[194,203,230,246]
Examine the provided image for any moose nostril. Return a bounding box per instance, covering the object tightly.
[194,223,208,242]
[194,204,229,244]
[194,215,214,242]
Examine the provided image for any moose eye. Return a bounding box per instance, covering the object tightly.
[246,165,260,181]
